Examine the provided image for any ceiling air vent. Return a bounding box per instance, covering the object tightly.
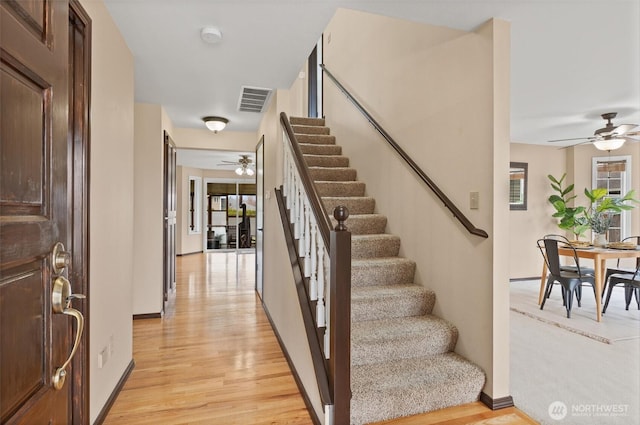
[238,86,272,113]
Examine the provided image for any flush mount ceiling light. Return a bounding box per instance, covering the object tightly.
[201,27,222,44]
[593,136,625,151]
[203,116,228,133]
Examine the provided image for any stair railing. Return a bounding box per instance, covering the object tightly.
[278,112,351,424]
[320,64,489,239]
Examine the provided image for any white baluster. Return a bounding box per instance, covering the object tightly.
[322,247,330,360]
[291,178,297,226]
[303,199,311,276]
[299,197,306,257]
[309,219,318,301]
[317,242,326,328]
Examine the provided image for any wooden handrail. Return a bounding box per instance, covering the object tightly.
[280,112,334,248]
[320,64,489,239]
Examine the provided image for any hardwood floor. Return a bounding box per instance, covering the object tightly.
[103,252,538,425]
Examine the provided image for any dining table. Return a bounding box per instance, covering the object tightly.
[538,245,640,322]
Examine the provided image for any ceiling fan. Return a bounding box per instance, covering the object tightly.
[218,154,255,176]
[548,112,639,151]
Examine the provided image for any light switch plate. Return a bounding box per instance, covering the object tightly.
[470,192,479,209]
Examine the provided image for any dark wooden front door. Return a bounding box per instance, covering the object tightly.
[1,1,81,423]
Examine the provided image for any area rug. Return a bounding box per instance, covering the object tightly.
[510,279,640,344]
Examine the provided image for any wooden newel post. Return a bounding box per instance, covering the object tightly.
[330,206,351,424]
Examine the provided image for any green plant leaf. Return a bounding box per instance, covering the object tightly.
[561,184,574,196]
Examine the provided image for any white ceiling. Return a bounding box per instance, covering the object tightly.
[176,149,254,171]
[104,0,640,159]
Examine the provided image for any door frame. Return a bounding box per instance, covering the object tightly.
[163,132,177,308]
[69,1,91,423]
[255,136,264,298]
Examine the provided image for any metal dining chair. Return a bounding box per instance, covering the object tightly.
[537,235,596,318]
[539,234,595,305]
[602,236,640,313]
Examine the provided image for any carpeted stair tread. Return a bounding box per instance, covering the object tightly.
[331,214,387,235]
[299,143,342,156]
[309,167,357,182]
[352,315,458,366]
[291,124,330,135]
[352,284,434,322]
[290,116,325,126]
[350,353,486,425]
[304,154,350,168]
[295,134,336,145]
[316,181,366,197]
[352,257,416,287]
[352,234,400,259]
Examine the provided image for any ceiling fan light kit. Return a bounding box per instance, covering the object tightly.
[593,137,625,151]
[203,116,228,133]
[235,166,254,176]
[547,112,639,151]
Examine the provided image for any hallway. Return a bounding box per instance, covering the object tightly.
[102,252,536,424]
[103,252,312,424]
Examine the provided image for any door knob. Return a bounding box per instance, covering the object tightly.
[51,276,85,390]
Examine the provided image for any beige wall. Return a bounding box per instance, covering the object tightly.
[172,127,257,152]
[322,9,510,398]
[509,143,567,278]
[80,0,135,422]
[132,103,165,316]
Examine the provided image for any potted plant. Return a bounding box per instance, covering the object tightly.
[547,174,588,241]
[583,188,638,246]
[548,174,638,245]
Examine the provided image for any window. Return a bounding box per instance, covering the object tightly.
[188,176,202,234]
[592,155,632,242]
[509,162,528,210]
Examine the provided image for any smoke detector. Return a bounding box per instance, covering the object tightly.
[201,27,222,44]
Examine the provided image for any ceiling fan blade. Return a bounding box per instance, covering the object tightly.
[547,136,596,143]
[621,136,639,143]
[612,124,639,135]
[558,140,595,149]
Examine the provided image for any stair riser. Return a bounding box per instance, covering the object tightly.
[292,125,330,135]
[316,182,366,197]
[322,197,375,215]
[299,144,342,156]
[290,116,325,126]
[352,293,432,322]
[310,167,357,182]
[295,134,336,145]
[352,237,400,259]
[304,155,350,167]
[351,260,416,286]
[352,334,457,366]
[331,215,386,235]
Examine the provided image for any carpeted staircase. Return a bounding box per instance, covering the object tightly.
[289,116,486,425]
